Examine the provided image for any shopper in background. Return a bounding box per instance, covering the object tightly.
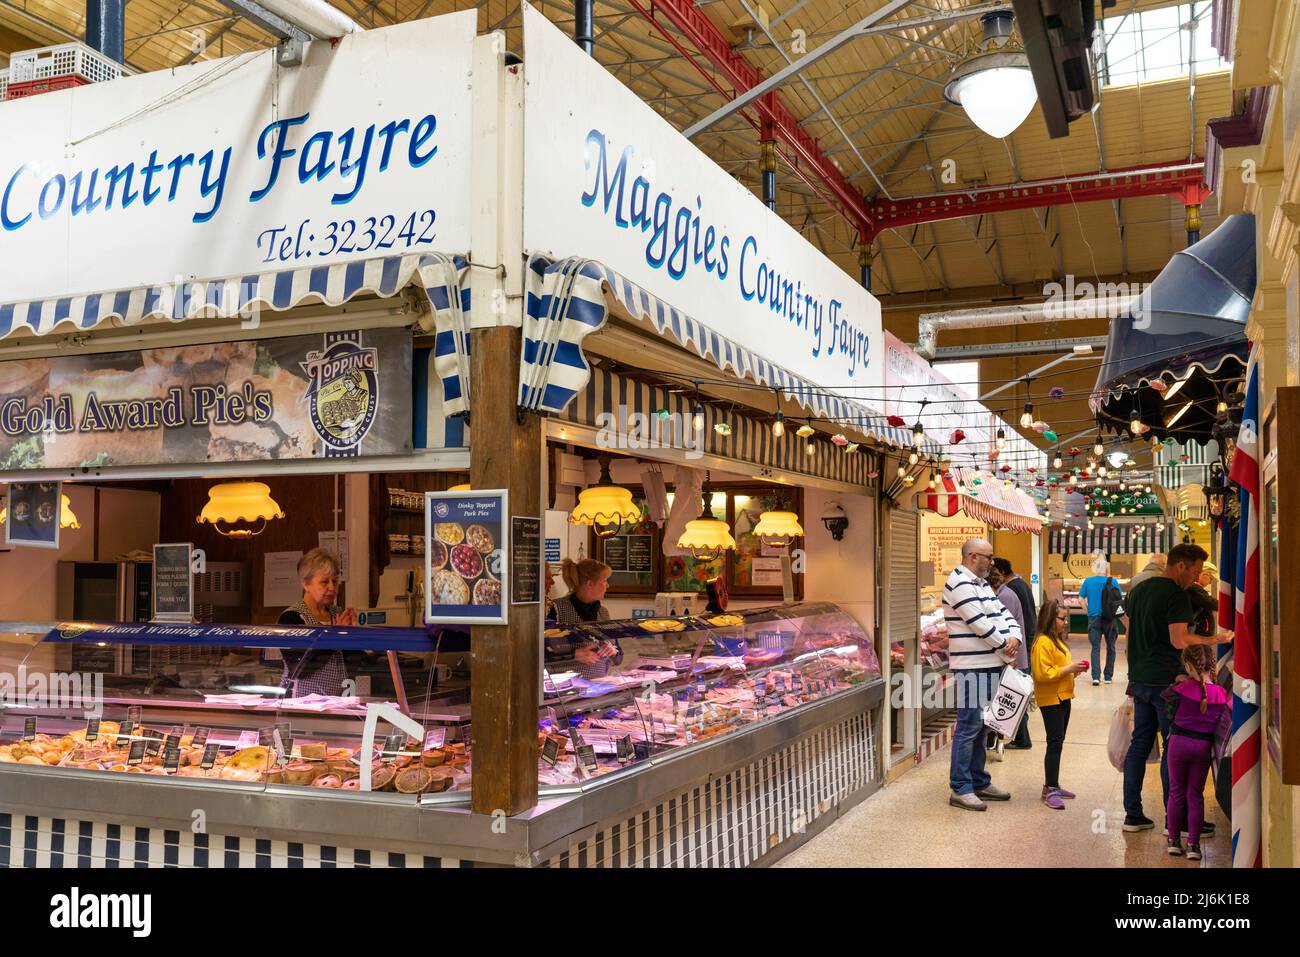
[1122,544,1232,834]
[994,557,1036,750]
[1162,644,1231,860]
[1077,557,1123,686]
[1031,599,1088,810]
[1187,561,1219,638]
[943,539,1022,811]
[984,565,1027,761]
[1128,553,1168,593]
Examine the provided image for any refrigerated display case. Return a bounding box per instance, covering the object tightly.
[0,602,884,866]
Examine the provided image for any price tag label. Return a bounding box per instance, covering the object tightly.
[164,733,182,753]
[163,747,181,774]
[616,735,634,765]
[276,722,292,752]
[541,737,561,767]
[567,726,583,751]
[127,705,142,727]
[85,718,100,743]
[423,727,447,750]
[381,733,405,761]
[577,744,598,772]
[22,717,36,741]
[686,704,700,719]
[145,731,164,757]
[127,740,146,765]
[258,727,274,748]
[200,743,219,770]
[272,729,292,760]
[191,727,210,747]
[235,730,259,749]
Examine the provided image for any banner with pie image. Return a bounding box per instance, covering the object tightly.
[425,489,508,625]
[0,328,411,471]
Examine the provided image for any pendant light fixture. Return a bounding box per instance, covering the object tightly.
[942,12,1037,139]
[753,505,803,549]
[912,398,928,447]
[1093,436,1104,457]
[772,411,785,438]
[1018,379,1034,429]
[569,455,641,539]
[676,472,735,561]
[197,481,284,539]
[996,427,1006,451]
[1052,453,1062,470]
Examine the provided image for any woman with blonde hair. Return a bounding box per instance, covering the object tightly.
[546,558,621,678]
[277,548,357,695]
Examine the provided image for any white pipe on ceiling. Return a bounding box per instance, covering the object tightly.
[257,0,361,39]
[915,295,1139,358]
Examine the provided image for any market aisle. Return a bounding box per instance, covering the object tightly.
[778,634,1229,868]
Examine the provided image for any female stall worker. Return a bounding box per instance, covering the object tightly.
[546,558,621,679]
[278,548,358,696]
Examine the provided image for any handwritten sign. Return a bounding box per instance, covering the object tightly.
[152,543,194,622]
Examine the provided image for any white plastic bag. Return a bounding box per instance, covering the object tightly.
[982,666,1034,737]
[1107,696,1133,771]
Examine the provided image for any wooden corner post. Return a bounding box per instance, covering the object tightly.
[468,32,539,816]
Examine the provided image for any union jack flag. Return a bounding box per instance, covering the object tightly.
[1225,345,1261,868]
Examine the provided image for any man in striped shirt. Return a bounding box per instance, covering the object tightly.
[944,538,1022,811]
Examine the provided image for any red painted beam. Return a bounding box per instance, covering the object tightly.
[865,161,1208,240]
[631,0,874,232]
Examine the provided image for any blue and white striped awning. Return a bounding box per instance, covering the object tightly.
[518,255,922,449]
[0,251,473,422]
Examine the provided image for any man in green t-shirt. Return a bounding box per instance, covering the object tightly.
[1121,543,1233,832]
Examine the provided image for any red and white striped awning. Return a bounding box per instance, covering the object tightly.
[915,469,1044,535]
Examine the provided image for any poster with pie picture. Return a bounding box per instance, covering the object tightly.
[424,489,508,625]
[3,481,63,549]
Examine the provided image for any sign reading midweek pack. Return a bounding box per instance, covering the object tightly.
[520,4,883,398]
[0,14,474,306]
[0,328,411,469]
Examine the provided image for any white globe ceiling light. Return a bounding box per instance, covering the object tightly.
[943,13,1038,139]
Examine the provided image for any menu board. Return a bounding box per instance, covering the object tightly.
[4,481,63,549]
[511,516,541,606]
[152,543,194,622]
[425,489,508,625]
[627,535,653,573]
[603,537,629,571]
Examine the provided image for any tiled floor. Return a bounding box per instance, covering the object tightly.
[778,634,1229,868]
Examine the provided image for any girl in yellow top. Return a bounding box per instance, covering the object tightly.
[1031,599,1089,810]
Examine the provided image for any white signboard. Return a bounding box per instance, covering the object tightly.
[0,14,475,305]
[521,3,884,399]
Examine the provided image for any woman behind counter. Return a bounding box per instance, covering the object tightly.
[277,548,358,696]
[546,558,621,679]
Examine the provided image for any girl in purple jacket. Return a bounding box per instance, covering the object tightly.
[1163,645,1231,860]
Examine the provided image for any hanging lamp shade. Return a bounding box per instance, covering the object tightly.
[942,13,1037,139]
[569,457,640,538]
[196,481,284,538]
[753,510,804,548]
[676,479,735,560]
[448,483,471,492]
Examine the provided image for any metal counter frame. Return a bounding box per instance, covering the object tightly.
[0,680,884,868]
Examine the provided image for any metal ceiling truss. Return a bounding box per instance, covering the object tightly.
[864,161,1209,242]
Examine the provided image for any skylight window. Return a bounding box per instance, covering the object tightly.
[1097,2,1227,88]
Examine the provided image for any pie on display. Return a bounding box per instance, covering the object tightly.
[428,539,448,571]
[473,577,501,606]
[450,543,483,579]
[465,524,494,554]
[435,523,465,546]
[432,570,470,605]
[639,618,687,633]
[708,614,745,627]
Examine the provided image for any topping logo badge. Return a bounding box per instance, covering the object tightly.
[302,331,379,457]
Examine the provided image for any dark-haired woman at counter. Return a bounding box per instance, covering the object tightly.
[545,558,622,679]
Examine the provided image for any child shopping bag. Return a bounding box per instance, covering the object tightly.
[982,666,1034,738]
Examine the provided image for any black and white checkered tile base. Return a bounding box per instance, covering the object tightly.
[544,709,879,867]
[0,816,471,868]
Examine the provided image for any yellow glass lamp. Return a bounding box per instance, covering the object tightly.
[0,493,79,528]
[676,479,735,561]
[569,457,640,539]
[196,481,284,538]
[448,484,471,492]
[753,510,803,549]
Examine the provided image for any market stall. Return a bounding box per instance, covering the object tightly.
[0,8,905,868]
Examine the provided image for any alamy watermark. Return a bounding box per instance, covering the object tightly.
[1,666,104,718]
[596,403,706,459]
[1042,276,1155,329]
